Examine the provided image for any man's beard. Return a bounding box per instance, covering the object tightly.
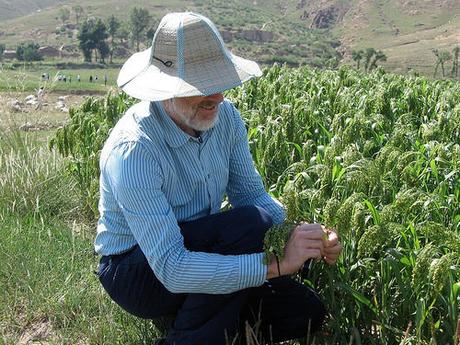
[171,99,220,132]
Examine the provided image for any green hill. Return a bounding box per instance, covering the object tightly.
[0,0,340,68]
[0,0,459,77]
[0,0,70,21]
[335,0,460,76]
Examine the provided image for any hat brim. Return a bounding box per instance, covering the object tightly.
[117,48,262,102]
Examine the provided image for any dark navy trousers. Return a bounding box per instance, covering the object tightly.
[98,205,325,344]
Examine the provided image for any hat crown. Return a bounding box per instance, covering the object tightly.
[151,12,229,77]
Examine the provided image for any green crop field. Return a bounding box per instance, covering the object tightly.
[0,63,120,93]
[1,64,459,344]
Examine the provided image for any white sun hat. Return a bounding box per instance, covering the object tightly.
[117,12,262,102]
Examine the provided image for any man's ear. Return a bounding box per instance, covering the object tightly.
[162,99,171,113]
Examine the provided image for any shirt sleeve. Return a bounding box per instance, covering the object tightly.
[225,105,286,225]
[103,140,267,294]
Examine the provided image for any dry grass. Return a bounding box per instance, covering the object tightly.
[0,91,88,143]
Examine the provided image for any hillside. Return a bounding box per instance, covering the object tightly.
[336,0,460,75]
[0,0,459,76]
[0,0,340,68]
[0,0,69,21]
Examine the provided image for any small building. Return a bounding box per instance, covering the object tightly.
[59,45,80,58]
[2,50,16,59]
[38,46,60,58]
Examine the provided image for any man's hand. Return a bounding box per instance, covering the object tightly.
[266,224,343,279]
[267,223,325,279]
[322,229,342,265]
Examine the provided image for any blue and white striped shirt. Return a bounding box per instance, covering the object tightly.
[94,99,285,294]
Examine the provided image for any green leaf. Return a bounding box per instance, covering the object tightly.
[338,283,378,314]
[363,199,380,225]
[400,256,412,266]
[429,159,438,179]
[452,281,460,297]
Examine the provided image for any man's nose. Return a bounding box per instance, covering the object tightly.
[205,93,224,103]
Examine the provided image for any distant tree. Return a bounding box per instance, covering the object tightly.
[440,51,453,77]
[59,7,71,25]
[0,43,5,60]
[129,7,151,51]
[432,49,452,78]
[364,47,376,72]
[118,23,130,45]
[146,27,156,46]
[432,49,440,77]
[106,15,121,64]
[369,50,387,70]
[93,19,109,63]
[72,5,84,25]
[78,19,96,62]
[77,18,109,63]
[351,49,363,70]
[16,43,42,61]
[452,46,459,78]
[96,39,110,63]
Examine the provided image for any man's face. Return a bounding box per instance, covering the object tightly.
[165,93,224,134]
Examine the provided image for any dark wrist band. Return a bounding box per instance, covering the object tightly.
[275,255,281,277]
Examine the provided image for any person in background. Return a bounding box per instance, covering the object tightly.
[36,86,44,110]
[95,11,342,345]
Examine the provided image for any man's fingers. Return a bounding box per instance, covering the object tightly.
[301,238,324,247]
[297,239,325,258]
[325,232,339,247]
[324,252,340,261]
[324,243,342,255]
[286,223,342,268]
[295,223,324,234]
[324,257,338,265]
[304,249,322,260]
[294,227,325,240]
[296,223,322,231]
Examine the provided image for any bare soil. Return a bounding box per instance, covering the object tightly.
[0,91,89,131]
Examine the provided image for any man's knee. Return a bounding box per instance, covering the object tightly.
[231,205,273,251]
[209,205,274,255]
[180,205,274,255]
[235,205,273,233]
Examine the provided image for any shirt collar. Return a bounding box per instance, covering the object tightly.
[150,101,217,148]
[150,101,191,148]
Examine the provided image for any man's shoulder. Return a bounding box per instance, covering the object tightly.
[112,101,156,137]
[220,98,237,114]
[218,98,242,127]
[101,101,157,158]
[124,101,152,121]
